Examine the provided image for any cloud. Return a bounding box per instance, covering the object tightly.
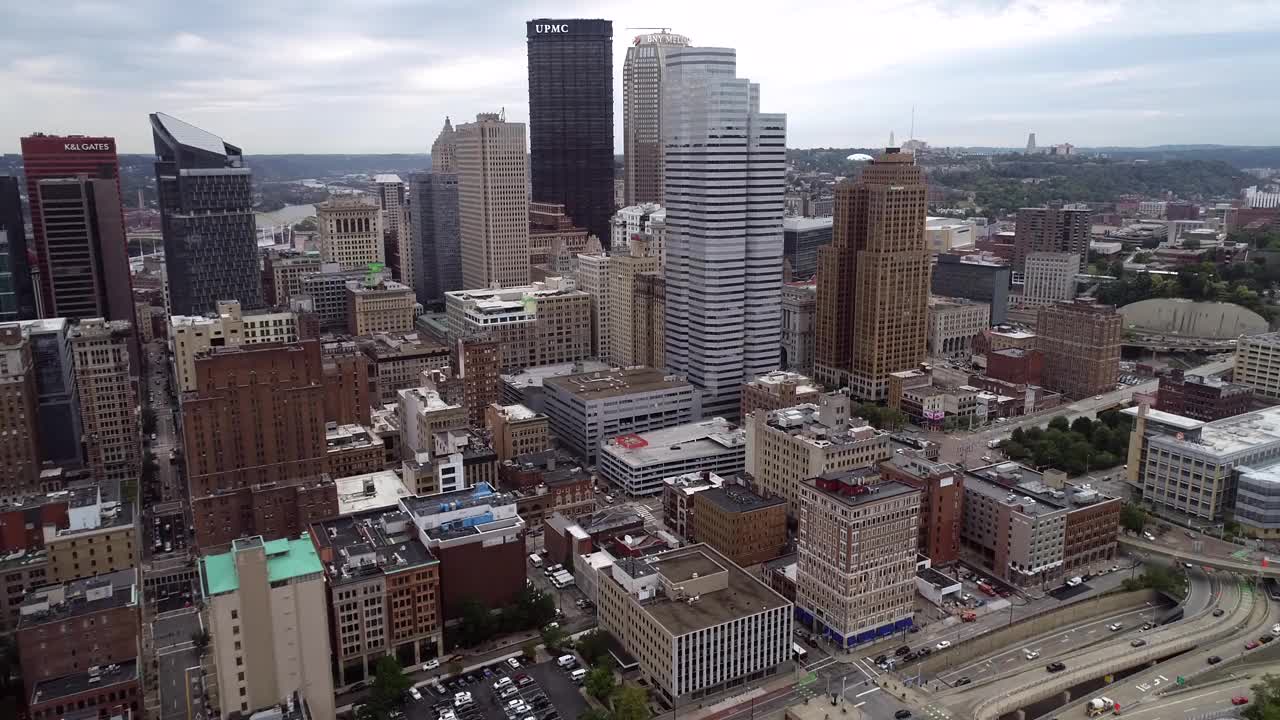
[0,0,1278,152]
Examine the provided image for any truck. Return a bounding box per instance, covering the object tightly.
[1086,698,1115,717]
[987,436,1008,449]
[961,611,977,622]
[977,582,997,596]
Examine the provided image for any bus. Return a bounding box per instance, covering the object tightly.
[792,643,808,663]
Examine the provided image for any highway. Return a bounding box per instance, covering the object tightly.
[1112,681,1254,720]
[1122,537,1280,578]
[941,573,1248,720]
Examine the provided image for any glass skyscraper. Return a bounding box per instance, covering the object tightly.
[526,19,615,247]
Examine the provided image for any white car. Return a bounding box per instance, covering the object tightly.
[935,640,951,650]
[454,691,473,708]
[422,659,439,672]
[507,657,521,670]
[1107,623,1123,632]
[408,687,423,702]
[1024,650,1040,660]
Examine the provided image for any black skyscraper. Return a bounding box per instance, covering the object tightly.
[527,19,615,246]
[0,176,37,321]
[151,112,262,316]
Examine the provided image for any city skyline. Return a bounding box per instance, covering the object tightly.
[2,0,1279,154]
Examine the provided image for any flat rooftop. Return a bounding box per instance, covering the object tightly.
[18,568,137,628]
[334,470,411,515]
[326,423,384,451]
[782,217,833,232]
[600,418,746,469]
[359,332,448,359]
[918,567,961,589]
[633,545,790,636]
[31,658,138,707]
[1121,406,1207,432]
[501,360,612,390]
[698,485,784,514]
[493,403,542,421]
[1156,405,1280,457]
[804,472,919,509]
[201,534,323,596]
[746,370,820,395]
[311,509,435,586]
[543,366,691,400]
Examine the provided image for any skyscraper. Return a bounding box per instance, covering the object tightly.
[0,324,40,502]
[526,19,615,245]
[151,112,262,315]
[69,318,139,484]
[375,174,413,292]
[814,149,931,401]
[317,196,383,270]
[662,46,787,418]
[456,113,529,290]
[1012,205,1091,270]
[623,30,690,207]
[0,177,36,321]
[409,118,463,300]
[19,134,122,317]
[32,177,134,325]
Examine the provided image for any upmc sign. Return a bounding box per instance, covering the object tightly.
[63,142,113,152]
[534,23,569,33]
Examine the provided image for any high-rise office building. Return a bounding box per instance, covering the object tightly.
[375,174,413,292]
[19,134,122,317]
[432,116,457,173]
[410,119,463,300]
[70,319,139,485]
[151,112,262,315]
[622,31,690,207]
[663,46,787,418]
[608,237,660,367]
[527,19,615,245]
[1021,251,1080,306]
[574,250,611,360]
[1012,206,1091,270]
[814,150,930,400]
[317,196,383,270]
[0,324,40,502]
[1035,300,1121,399]
[457,113,530,290]
[930,253,1011,324]
[33,177,134,325]
[0,177,36,321]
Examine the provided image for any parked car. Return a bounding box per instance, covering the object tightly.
[1233,697,1249,706]
[515,674,534,687]
[423,659,440,672]
[1046,662,1066,673]
[507,658,522,670]
[895,646,911,656]
[408,687,423,702]
[935,640,951,650]
[1262,635,1274,644]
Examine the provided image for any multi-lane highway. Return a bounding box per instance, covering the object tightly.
[1123,537,1280,578]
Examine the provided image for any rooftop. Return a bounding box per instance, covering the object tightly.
[764,402,884,448]
[335,470,412,515]
[359,332,448,360]
[544,366,691,400]
[446,278,586,309]
[804,472,919,509]
[918,567,960,590]
[783,217,833,232]
[600,418,746,469]
[963,464,1114,514]
[400,483,524,542]
[492,403,542,422]
[664,471,726,496]
[501,360,612,390]
[1153,405,1280,457]
[373,174,403,184]
[18,568,137,629]
[746,370,821,396]
[348,278,414,295]
[311,509,435,586]
[577,507,645,535]
[1121,406,1207,432]
[30,658,138,707]
[326,423,384,453]
[614,545,790,636]
[698,484,784,514]
[201,534,324,596]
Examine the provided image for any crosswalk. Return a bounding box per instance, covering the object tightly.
[847,656,883,679]
[633,504,660,528]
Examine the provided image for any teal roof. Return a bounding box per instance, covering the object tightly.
[201,533,322,596]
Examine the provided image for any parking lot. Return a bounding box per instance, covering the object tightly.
[402,656,587,720]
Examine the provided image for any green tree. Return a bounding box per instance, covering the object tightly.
[522,640,539,662]
[576,629,613,667]
[1071,416,1095,439]
[1243,674,1280,720]
[1002,440,1030,460]
[292,217,318,232]
[458,598,495,646]
[1120,505,1147,534]
[586,666,617,701]
[542,624,569,652]
[1048,416,1071,433]
[610,684,652,720]
[1010,427,1026,444]
[580,709,612,720]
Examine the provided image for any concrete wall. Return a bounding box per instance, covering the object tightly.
[1118,299,1267,339]
[914,589,1165,675]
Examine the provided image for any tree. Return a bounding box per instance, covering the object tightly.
[1071,416,1095,439]
[1243,674,1280,720]
[580,709,612,720]
[522,640,539,663]
[541,624,569,652]
[1120,505,1147,534]
[576,629,613,667]
[1010,427,1026,444]
[458,599,495,646]
[586,666,616,701]
[353,657,413,719]
[1048,416,1071,433]
[292,217,318,232]
[610,684,652,720]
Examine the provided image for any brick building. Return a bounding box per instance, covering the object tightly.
[691,483,786,567]
[321,338,373,425]
[0,323,41,501]
[485,404,549,462]
[739,370,821,419]
[879,454,963,566]
[1156,369,1252,421]
[985,348,1044,386]
[1035,301,1121,399]
[542,508,645,568]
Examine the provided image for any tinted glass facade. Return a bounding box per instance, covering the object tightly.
[527,19,615,247]
[151,113,263,316]
[0,177,36,321]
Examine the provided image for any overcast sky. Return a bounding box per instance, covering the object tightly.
[2,0,1278,154]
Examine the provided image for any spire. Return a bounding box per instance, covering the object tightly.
[889,130,896,148]
[443,116,453,133]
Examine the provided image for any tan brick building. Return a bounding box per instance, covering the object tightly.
[359,332,451,406]
[528,202,589,265]
[347,279,416,335]
[42,485,138,584]
[70,319,140,484]
[0,324,41,502]
[740,369,821,419]
[457,113,530,290]
[691,484,786,567]
[1035,300,1121,399]
[634,273,666,369]
[485,403,549,462]
[444,278,592,370]
[815,149,930,401]
[608,237,660,367]
[318,196,384,270]
[325,423,386,477]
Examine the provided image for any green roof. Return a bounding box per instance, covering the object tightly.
[200,533,322,596]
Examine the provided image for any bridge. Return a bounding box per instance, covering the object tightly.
[1120,536,1279,576]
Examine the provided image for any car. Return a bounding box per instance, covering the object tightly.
[1024,650,1040,660]
[1207,656,1222,665]
[1233,697,1249,706]
[1140,623,1153,631]
[1213,608,1226,617]
[507,658,521,670]
[494,677,513,690]
[350,682,368,692]
[954,677,971,686]
[1107,623,1124,632]
[1046,662,1066,673]
[895,645,911,656]
[604,495,615,504]
[1262,635,1274,644]
[515,674,534,687]
[1130,639,1147,648]
[423,659,440,672]
[918,647,932,656]
[1183,562,1193,569]
[895,711,913,719]
[500,687,519,700]
[1247,640,1261,650]
[1185,530,1198,538]
[1111,565,1119,572]
[909,626,920,634]
[935,640,951,650]
[1094,395,1104,400]
[874,654,888,665]
[464,673,479,684]
[408,687,423,702]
